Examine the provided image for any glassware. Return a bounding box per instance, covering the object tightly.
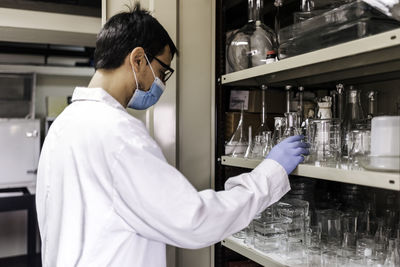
[284,237,305,263]
[251,135,264,158]
[342,86,366,158]
[356,236,375,259]
[297,86,305,132]
[253,217,290,252]
[226,102,248,157]
[367,90,378,119]
[336,83,345,121]
[348,255,365,267]
[255,85,270,136]
[285,85,292,113]
[383,238,400,267]
[226,0,276,72]
[317,96,332,119]
[272,116,286,145]
[307,246,322,266]
[262,131,273,157]
[307,119,341,165]
[282,112,300,140]
[316,209,342,248]
[244,126,253,159]
[321,250,337,267]
[308,225,322,248]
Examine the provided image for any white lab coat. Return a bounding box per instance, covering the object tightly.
[36,87,290,267]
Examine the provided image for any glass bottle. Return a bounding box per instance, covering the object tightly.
[282,112,300,140]
[226,0,276,72]
[226,102,248,157]
[341,86,365,157]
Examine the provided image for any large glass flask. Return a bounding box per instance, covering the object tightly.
[226,0,276,72]
[225,102,248,157]
[341,86,365,157]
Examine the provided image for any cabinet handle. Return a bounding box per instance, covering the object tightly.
[27,169,37,175]
[26,130,38,138]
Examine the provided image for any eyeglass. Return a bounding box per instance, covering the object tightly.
[147,53,174,83]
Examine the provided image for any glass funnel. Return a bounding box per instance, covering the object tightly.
[225,102,248,157]
[226,0,276,72]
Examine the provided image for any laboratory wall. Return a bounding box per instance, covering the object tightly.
[0,75,91,258]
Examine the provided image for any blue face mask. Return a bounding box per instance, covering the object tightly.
[127,54,166,110]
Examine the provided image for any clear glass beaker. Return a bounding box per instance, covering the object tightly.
[307,119,341,165]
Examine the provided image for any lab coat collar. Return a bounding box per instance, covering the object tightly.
[71,87,127,112]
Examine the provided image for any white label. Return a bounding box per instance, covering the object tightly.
[229,90,249,110]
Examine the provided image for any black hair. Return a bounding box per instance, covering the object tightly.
[94,2,177,70]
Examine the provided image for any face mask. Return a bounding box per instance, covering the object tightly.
[127,54,166,110]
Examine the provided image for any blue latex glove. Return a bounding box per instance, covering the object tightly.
[266,135,310,175]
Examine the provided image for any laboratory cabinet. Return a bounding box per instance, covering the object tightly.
[214,0,400,266]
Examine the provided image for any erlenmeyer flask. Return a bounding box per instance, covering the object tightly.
[226,102,248,157]
[227,0,276,72]
[282,112,300,140]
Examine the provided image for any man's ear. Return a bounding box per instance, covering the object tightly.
[129,47,145,73]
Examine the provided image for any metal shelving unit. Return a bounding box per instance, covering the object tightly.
[221,236,288,267]
[221,156,400,191]
[216,3,400,265]
[221,28,400,87]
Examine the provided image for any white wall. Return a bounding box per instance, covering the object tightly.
[0,74,91,258]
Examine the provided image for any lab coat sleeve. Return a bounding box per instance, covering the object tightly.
[111,144,290,249]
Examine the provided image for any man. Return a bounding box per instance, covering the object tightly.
[36,3,308,267]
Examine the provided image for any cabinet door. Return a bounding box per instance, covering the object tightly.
[0,119,40,188]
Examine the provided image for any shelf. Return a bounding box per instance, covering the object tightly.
[221,236,287,267]
[0,64,94,77]
[221,28,400,87]
[221,156,400,191]
[0,7,100,47]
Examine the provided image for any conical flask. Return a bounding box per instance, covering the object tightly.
[226,102,248,157]
[282,112,300,140]
[227,0,276,72]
